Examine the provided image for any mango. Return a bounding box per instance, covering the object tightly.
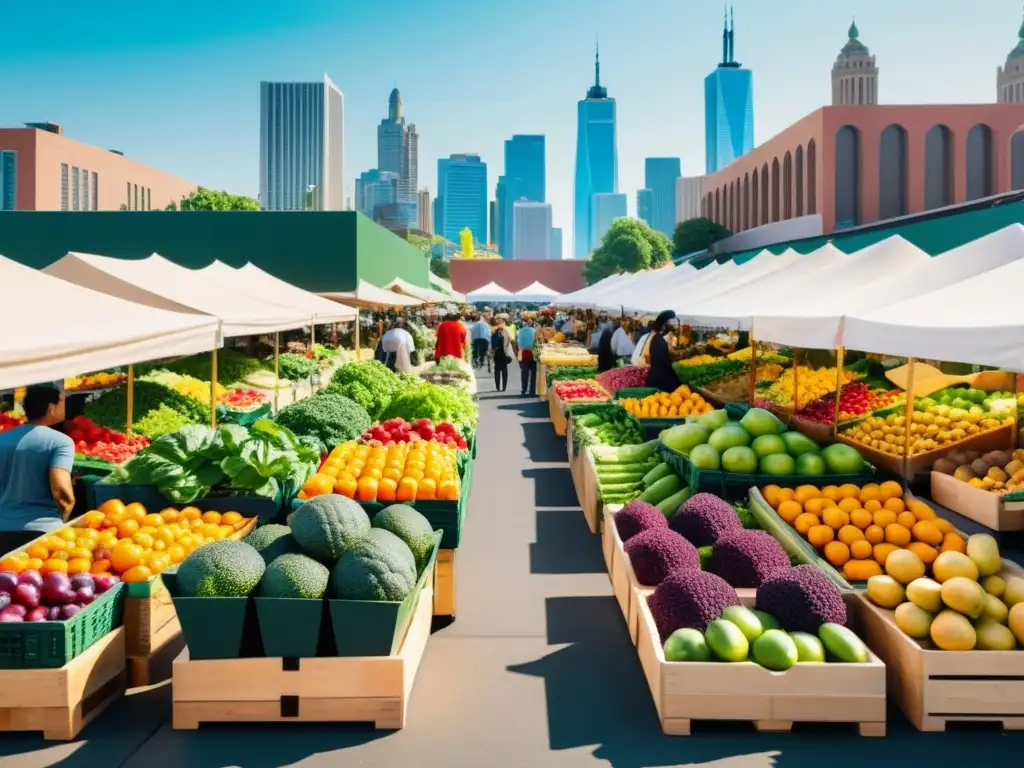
[866,575,905,608]
[982,593,1009,624]
[721,605,765,643]
[940,577,986,618]
[705,619,749,662]
[966,533,1001,577]
[983,574,1006,598]
[1009,602,1024,645]
[1004,576,1024,607]
[818,623,869,663]
[885,549,925,585]
[790,632,826,662]
[906,577,943,612]
[895,602,934,639]
[751,630,799,671]
[975,618,1017,650]
[932,550,979,583]
[664,628,712,662]
[930,610,977,650]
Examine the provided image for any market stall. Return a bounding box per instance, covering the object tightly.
[384,277,452,304]
[465,281,514,304]
[429,272,466,302]
[321,280,423,358]
[512,281,561,304]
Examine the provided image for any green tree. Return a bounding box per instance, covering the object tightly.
[672,217,732,256]
[178,187,261,211]
[429,255,450,280]
[583,218,672,284]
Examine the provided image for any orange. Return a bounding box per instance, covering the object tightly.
[221,511,243,526]
[906,541,939,565]
[110,542,143,574]
[0,557,24,573]
[167,545,186,564]
[879,480,903,500]
[201,511,222,525]
[121,565,154,583]
[67,558,92,574]
[821,485,842,502]
[849,508,873,530]
[160,508,180,523]
[940,532,967,553]
[198,523,220,539]
[333,474,358,498]
[804,498,831,516]
[838,524,865,545]
[189,518,204,530]
[896,512,917,530]
[850,539,873,560]
[141,513,165,527]
[762,484,781,508]
[155,528,176,545]
[40,558,68,573]
[794,485,821,505]
[837,497,861,514]
[864,524,885,545]
[181,506,202,521]
[911,521,943,546]
[117,519,140,538]
[777,500,803,523]
[99,498,126,517]
[884,524,911,547]
[90,559,111,574]
[776,488,796,504]
[858,484,881,503]
[823,506,850,530]
[824,540,851,567]
[82,510,105,529]
[884,497,906,514]
[807,524,834,548]
[839,483,861,499]
[863,499,882,514]
[907,499,938,521]
[794,512,819,535]
[125,502,147,521]
[873,542,900,566]
[152,539,168,551]
[873,509,898,528]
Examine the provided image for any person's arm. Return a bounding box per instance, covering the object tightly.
[49,438,75,521]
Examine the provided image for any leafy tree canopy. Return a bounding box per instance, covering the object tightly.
[178,187,261,211]
[583,217,672,285]
[672,217,732,256]
[429,255,450,279]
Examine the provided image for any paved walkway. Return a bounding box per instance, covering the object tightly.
[3,374,1024,766]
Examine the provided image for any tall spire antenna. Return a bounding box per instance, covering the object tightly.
[728,6,735,63]
[721,5,729,65]
[595,37,601,87]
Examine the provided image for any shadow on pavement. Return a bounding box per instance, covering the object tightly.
[521,467,578,507]
[529,510,606,575]
[521,421,570,463]
[497,399,550,419]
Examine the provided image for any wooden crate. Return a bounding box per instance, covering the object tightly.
[857,562,1024,732]
[547,388,567,436]
[124,579,179,657]
[0,628,126,740]
[930,471,1024,532]
[601,504,622,578]
[172,587,433,731]
[128,616,186,688]
[635,589,887,736]
[433,549,456,617]
[581,449,602,534]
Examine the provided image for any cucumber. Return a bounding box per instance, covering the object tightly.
[641,462,673,488]
[639,475,682,505]
[656,487,692,518]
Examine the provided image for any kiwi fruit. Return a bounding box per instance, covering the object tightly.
[964,450,981,463]
[947,451,968,466]
[932,458,956,475]
[972,458,992,477]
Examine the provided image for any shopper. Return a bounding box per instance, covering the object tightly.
[0,385,75,553]
[434,312,468,360]
[470,315,491,370]
[490,318,514,392]
[611,322,636,362]
[596,322,618,373]
[646,310,683,392]
[381,319,416,373]
[517,318,537,396]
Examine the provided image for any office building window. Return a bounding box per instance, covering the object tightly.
[0,151,16,211]
[91,172,98,210]
[81,168,89,210]
[61,163,69,210]
[72,166,80,211]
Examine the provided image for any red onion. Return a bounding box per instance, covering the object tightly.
[595,366,649,394]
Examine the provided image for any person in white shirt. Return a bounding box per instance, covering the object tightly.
[381,320,416,373]
[610,324,635,358]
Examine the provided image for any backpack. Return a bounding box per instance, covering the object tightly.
[490,329,503,351]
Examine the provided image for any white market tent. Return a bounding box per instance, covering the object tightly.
[512,281,561,303]
[198,262,357,323]
[0,255,220,390]
[384,277,451,304]
[751,235,930,348]
[321,280,423,308]
[428,272,466,302]
[466,281,514,303]
[620,261,726,314]
[551,273,624,308]
[675,244,849,328]
[585,269,666,312]
[45,253,309,338]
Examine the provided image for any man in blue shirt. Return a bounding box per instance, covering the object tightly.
[0,385,75,553]
[516,319,538,396]
[470,315,492,371]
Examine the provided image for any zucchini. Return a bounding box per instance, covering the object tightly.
[639,475,682,505]
[641,462,673,487]
[656,487,692,518]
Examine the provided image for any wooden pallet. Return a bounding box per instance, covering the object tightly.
[857,565,1024,733]
[172,587,433,730]
[128,615,186,687]
[433,549,456,617]
[0,628,126,740]
[635,588,886,737]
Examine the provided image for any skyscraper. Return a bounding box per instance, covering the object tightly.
[550,227,563,260]
[644,158,682,237]
[704,9,753,174]
[377,88,419,226]
[355,169,398,218]
[501,135,546,258]
[590,192,626,248]
[417,188,432,233]
[675,176,704,225]
[512,201,552,259]
[259,76,344,210]
[494,176,506,250]
[637,189,653,226]
[574,44,618,258]
[832,20,878,105]
[489,199,499,244]
[437,154,487,245]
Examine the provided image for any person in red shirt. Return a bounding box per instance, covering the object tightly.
[434,313,468,360]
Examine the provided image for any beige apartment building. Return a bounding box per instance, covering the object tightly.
[0,123,195,212]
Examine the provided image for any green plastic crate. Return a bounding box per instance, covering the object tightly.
[215,402,273,425]
[612,387,660,401]
[254,597,325,657]
[162,572,252,659]
[0,581,126,669]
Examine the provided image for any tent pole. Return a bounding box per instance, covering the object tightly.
[274,333,280,412]
[902,357,917,484]
[832,346,845,441]
[126,364,135,437]
[748,327,757,408]
[210,348,218,428]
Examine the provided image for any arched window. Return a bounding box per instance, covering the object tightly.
[783,152,793,219]
[807,139,817,215]
[760,164,769,224]
[1010,130,1024,191]
[966,124,994,200]
[743,173,750,231]
[714,188,721,223]
[924,125,953,209]
[795,146,805,217]
[878,124,908,219]
[771,158,780,222]
[834,126,860,228]
[751,170,759,227]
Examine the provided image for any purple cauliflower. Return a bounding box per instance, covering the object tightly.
[648,568,740,641]
[669,492,742,547]
[614,500,668,544]
[755,564,847,633]
[624,527,700,586]
[708,529,791,588]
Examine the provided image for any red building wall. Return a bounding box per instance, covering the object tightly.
[449,259,585,294]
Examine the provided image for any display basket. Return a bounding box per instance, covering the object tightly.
[930,470,1024,533]
[162,572,253,660]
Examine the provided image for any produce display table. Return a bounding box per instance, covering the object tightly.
[0,628,126,740]
[634,588,887,737]
[171,585,434,731]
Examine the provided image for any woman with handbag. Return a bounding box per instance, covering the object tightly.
[490,317,515,392]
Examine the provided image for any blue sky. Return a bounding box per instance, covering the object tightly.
[1,0,1020,256]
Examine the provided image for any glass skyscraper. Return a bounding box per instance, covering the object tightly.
[377,88,418,227]
[500,134,545,258]
[437,154,487,245]
[704,9,754,175]
[355,169,398,218]
[590,192,626,249]
[574,45,618,258]
[644,158,682,237]
[259,75,344,210]
[636,189,653,227]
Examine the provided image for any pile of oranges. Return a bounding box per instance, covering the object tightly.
[761,481,967,582]
[299,439,461,503]
[0,499,252,583]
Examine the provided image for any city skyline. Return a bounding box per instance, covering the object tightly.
[1,1,1021,255]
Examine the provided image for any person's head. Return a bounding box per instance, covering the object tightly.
[24,385,65,425]
[652,310,676,335]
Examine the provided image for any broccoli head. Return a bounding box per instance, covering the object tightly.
[648,568,740,641]
[669,492,742,547]
[614,500,668,543]
[707,529,790,588]
[755,564,847,633]
[624,527,699,586]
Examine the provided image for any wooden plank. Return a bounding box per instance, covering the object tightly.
[634,588,886,737]
[128,617,185,688]
[548,388,567,437]
[124,581,178,657]
[930,471,1024,532]
[433,549,456,616]
[581,450,601,534]
[172,588,433,730]
[601,504,621,577]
